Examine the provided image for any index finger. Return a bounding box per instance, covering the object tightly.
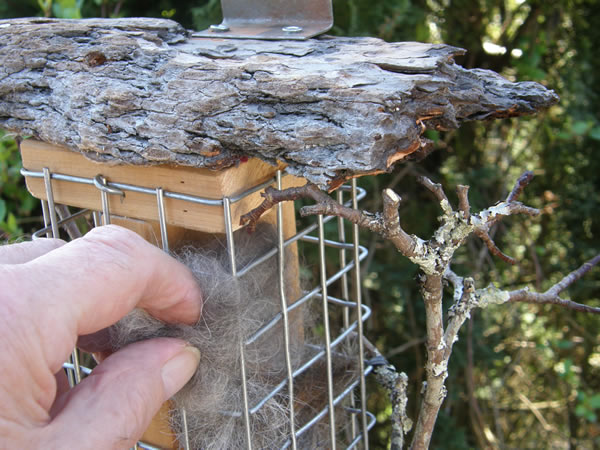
[0,238,65,264]
[9,225,202,371]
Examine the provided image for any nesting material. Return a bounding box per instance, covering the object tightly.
[109,225,359,449]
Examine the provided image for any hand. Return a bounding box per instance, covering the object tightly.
[0,225,203,449]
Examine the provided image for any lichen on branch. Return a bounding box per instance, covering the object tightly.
[242,170,599,449]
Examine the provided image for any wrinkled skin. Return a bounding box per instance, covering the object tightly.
[0,225,202,449]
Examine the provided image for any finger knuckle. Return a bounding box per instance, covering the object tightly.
[80,225,147,270]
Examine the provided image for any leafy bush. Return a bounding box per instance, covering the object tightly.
[0,133,39,239]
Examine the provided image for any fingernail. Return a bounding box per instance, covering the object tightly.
[161,345,201,399]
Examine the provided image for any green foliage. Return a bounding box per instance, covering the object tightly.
[37,0,52,17]
[0,133,38,239]
[52,0,84,19]
[575,391,600,423]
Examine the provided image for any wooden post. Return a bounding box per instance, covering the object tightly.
[20,140,304,234]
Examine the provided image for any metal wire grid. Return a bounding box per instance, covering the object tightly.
[24,165,376,449]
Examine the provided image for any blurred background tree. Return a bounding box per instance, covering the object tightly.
[1,1,598,448]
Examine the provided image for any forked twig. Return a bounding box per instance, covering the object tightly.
[240,171,598,450]
[507,254,600,314]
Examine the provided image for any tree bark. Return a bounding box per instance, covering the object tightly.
[0,18,558,190]
[410,274,446,450]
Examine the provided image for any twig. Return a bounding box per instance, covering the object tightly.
[485,171,535,233]
[368,363,412,449]
[468,172,537,263]
[474,229,517,265]
[380,189,419,257]
[240,183,312,229]
[417,176,451,212]
[506,170,534,202]
[361,336,412,450]
[449,254,600,315]
[475,224,497,270]
[547,253,600,296]
[239,171,598,449]
[456,185,470,220]
[241,183,419,257]
[517,392,554,431]
[471,204,537,267]
[55,205,83,240]
[387,336,427,357]
[507,254,600,314]
[241,183,373,232]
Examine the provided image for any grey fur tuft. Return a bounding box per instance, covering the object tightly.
[109,225,358,449]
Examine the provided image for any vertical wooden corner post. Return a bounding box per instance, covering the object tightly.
[20,139,304,448]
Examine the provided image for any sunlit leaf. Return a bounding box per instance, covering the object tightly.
[555,339,574,349]
[589,394,600,409]
[575,403,588,417]
[572,121,590,136]
[589,127,600,141]
[52,0,83,18]
[6,213,19,234]
[0,199,6,223]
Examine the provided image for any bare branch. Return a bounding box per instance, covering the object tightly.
[456,185,470,220]
[444,275,479,361]
[470,198,539,264]
[381,189,419,257]
[417,176,452,212]
[382,188,401,226]
[506,170,534,202]
[241,182,364,230]
[55,204,83,240]
[240,183,316,229]
[387,336,427,357]
[505,202,540,217]
[508,289,600,314]
[474,229,517,265]
[239,171,596,450]
[547,253,600,296]
[487,254,600,314]
[241,184,420,257]
[474,172,537,249]
[363,340,412,450]
[410,274,446,450]
[372,363,412,450]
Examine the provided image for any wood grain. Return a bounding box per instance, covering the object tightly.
[20,140,304,233]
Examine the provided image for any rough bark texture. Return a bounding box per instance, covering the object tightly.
[0,18,558,189]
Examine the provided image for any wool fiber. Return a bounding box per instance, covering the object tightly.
[109,225,359,449]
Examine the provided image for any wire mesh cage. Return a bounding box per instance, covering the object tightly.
[22,149,376,449]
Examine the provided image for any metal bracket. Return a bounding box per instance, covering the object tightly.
[193,0,333,41]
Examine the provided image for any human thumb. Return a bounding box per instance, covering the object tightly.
[45,338,200,449]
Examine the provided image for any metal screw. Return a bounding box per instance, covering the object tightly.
[210,24,230,32]
[282,26,303,34]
